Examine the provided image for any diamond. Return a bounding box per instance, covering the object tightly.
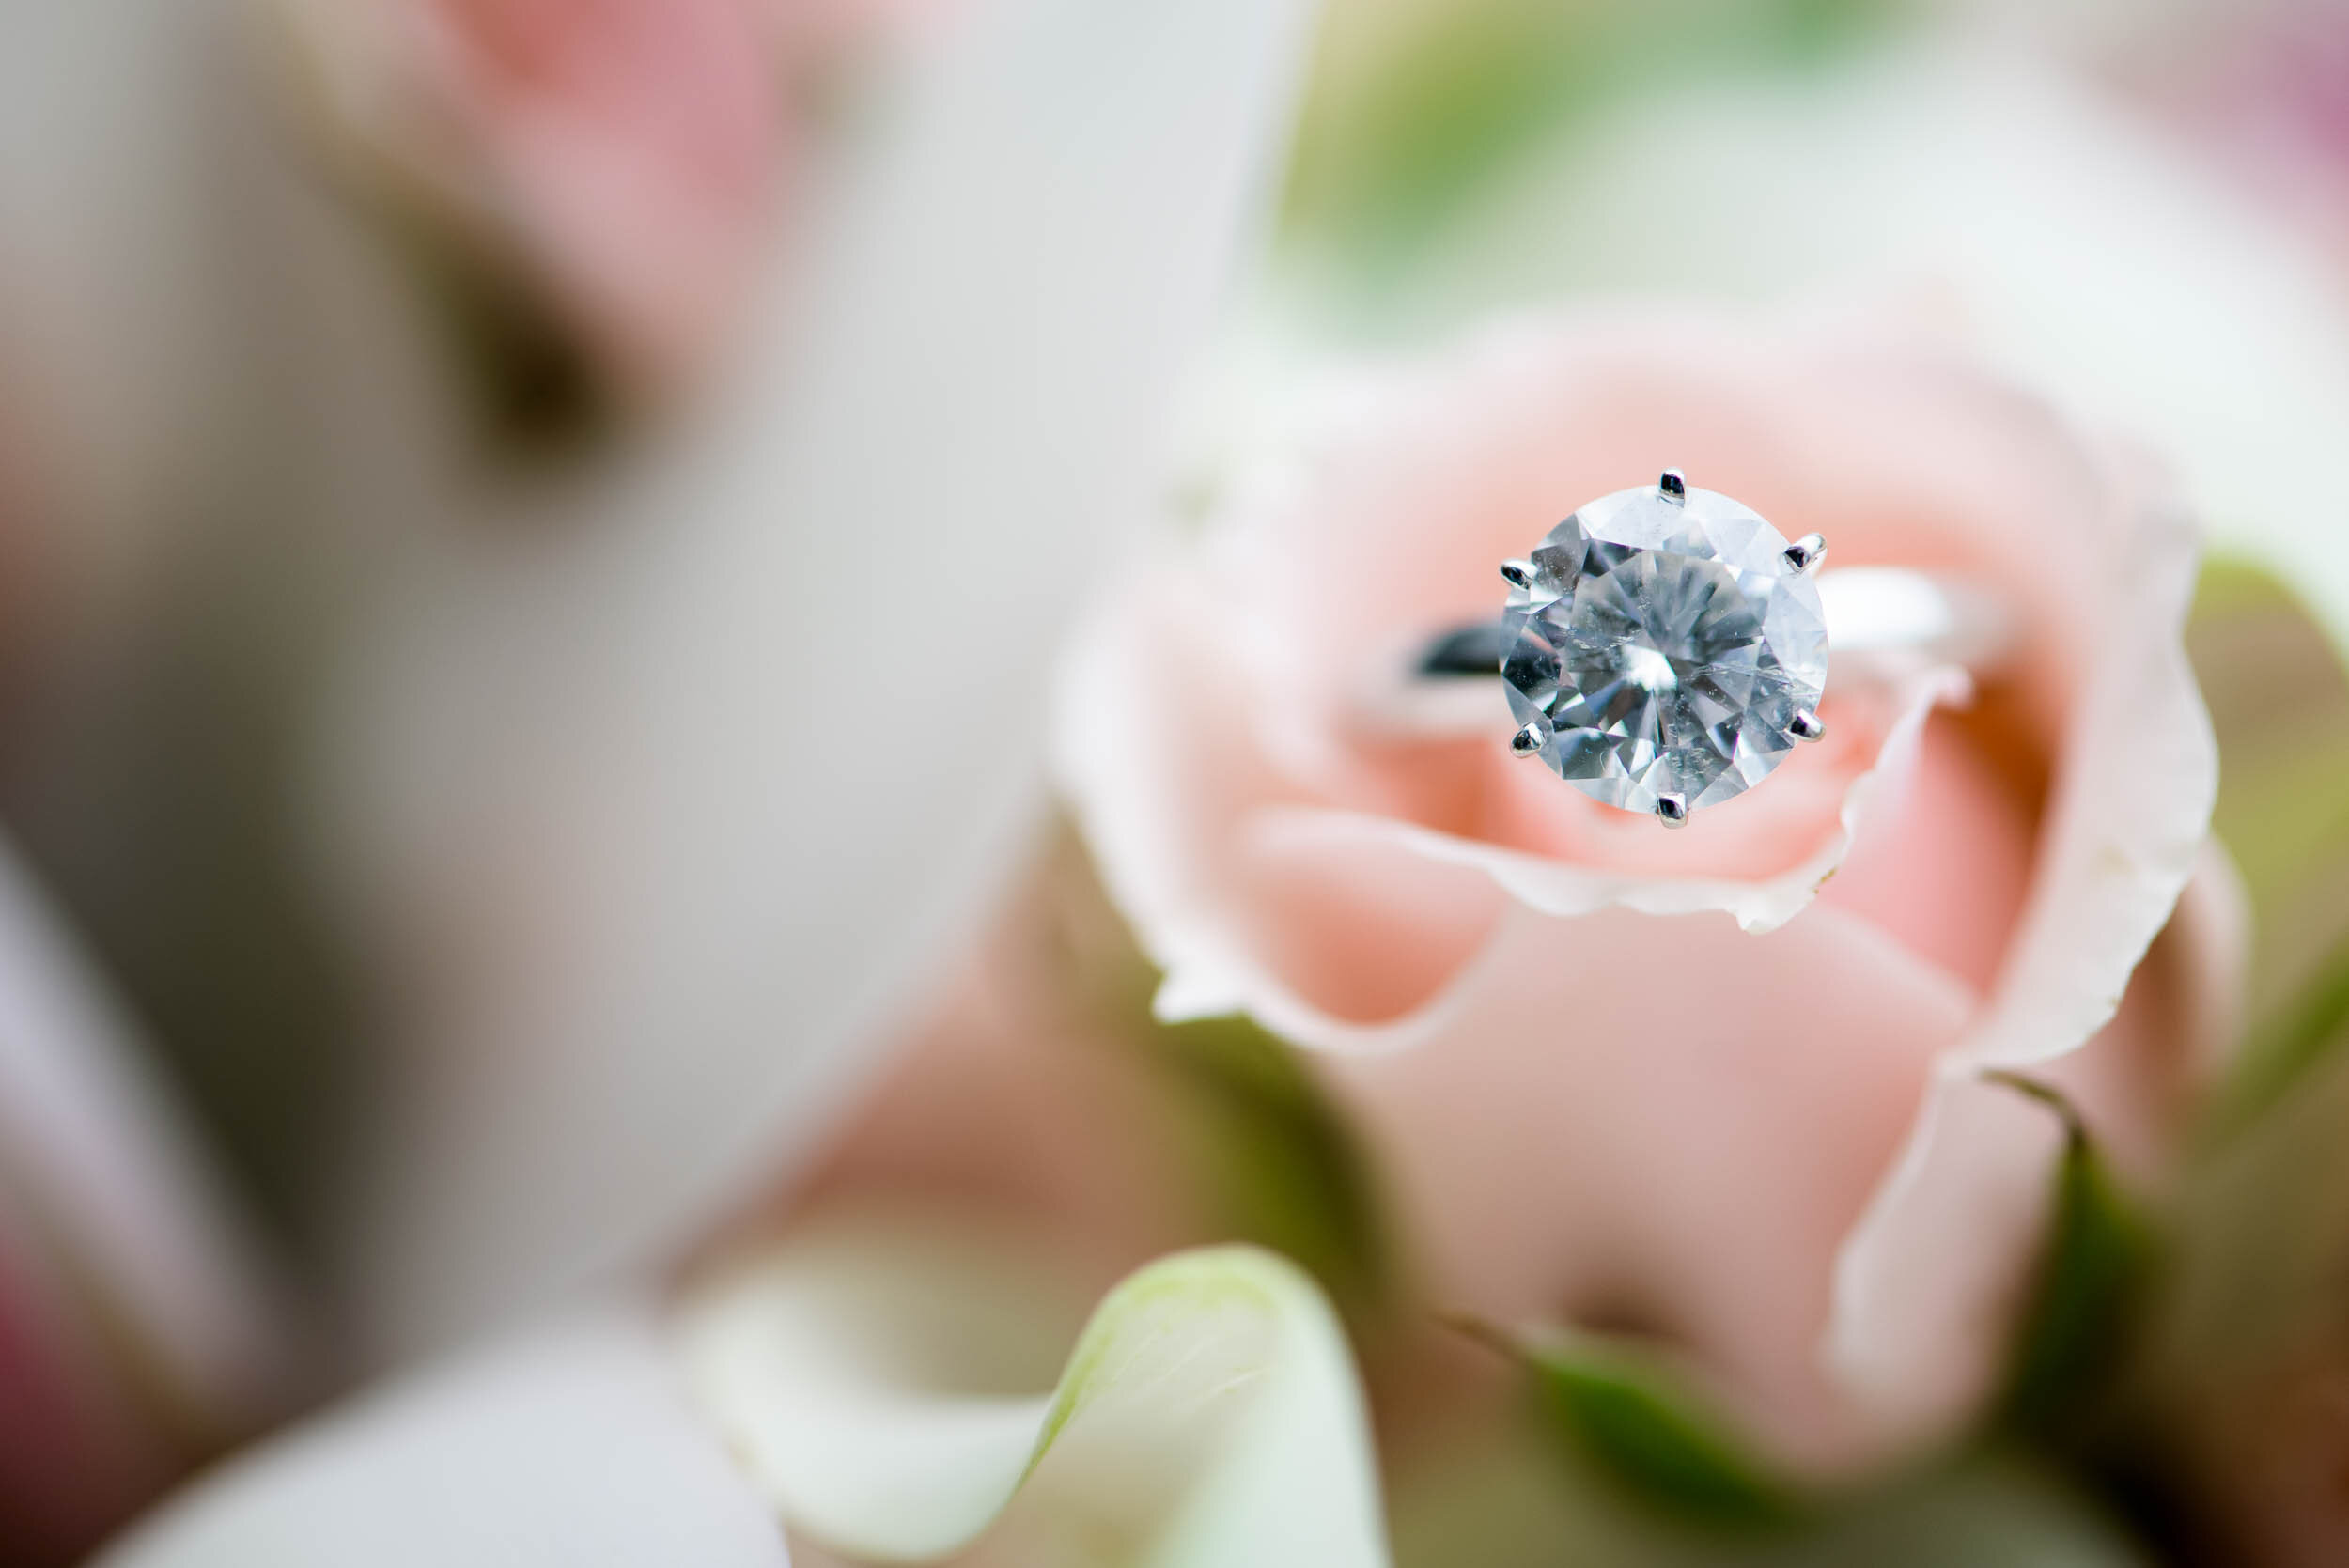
[1501,483,1828,815]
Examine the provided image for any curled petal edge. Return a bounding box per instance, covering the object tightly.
[1141,665,1969,1055]
[1825,489,2217,1444]
[675,1222,1391,1567]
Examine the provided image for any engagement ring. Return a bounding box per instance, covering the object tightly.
[1379,472,2011,827]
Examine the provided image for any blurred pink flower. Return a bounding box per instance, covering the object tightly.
[0,838,300,1563]
[0,1224,177,1564]
[1055,309,2230,1474]
[2108,2,2349,274]
[268,0,892,402]
[775,901,1215,1301]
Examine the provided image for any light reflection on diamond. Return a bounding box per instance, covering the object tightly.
[1501,484,1828,814]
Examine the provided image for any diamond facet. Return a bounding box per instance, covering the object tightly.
[1500,483,1828,815]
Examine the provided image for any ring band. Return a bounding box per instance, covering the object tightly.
[1396,567,2009,704]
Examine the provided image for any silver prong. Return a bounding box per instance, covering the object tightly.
[1657,470,1687,504]
[1789,708,1825,743]
[1500,559,1535,590]
[1510,722,1548,757]
[1654,792,1689,828]
[1783,533,1827,574]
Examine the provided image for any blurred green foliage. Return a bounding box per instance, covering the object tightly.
[2186,559,2349,1129]
[2126,553,2349,1521]
[1392,1416,2148,1567]
[2220,936,2349,1140]
[2024,559,2349,1562]
[1282,0,1905,279]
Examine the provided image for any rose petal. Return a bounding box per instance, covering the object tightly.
[1255,665,1967,940]
[1085,633,1966,1048]
[1962,494,2214,1075]
[1322,900,1974,1474]
[1828,468,2216,1441]
[1816,710,2040,996]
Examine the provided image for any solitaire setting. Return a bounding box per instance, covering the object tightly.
[1499,473,1828,827]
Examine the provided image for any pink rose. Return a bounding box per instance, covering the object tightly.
[1054,309,2232,1473]
[265,0,879,402]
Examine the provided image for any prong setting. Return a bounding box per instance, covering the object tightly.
[1654,792,1690,828]
[1783,532,1827,574]
[1789,708,1825,743]
[1500,559,1535,591]
[1510,721,1549,757]
[1657,470,1687,504]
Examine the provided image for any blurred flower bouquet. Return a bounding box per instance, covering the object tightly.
[12,2,2349,1567]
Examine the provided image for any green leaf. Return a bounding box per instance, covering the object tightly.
[1985,1073,2150,1439]
[675,1217,1392,1567]
[1391,1424,2152,1568]
[1459,1317,1802,1529]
